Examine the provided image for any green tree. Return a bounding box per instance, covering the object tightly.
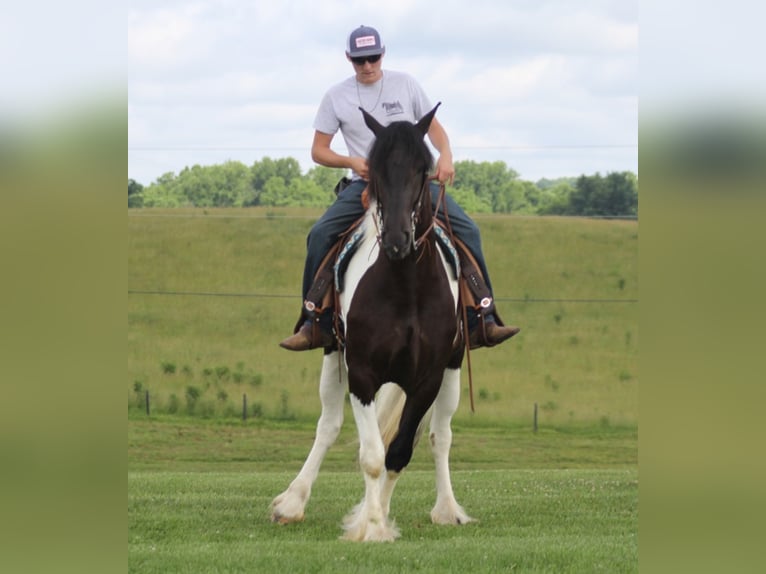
[142,172,184,207]
[605,171,638,216]
[128,178,144,208]
[130,156,637,214]
[259,176,289,206]
[307,165,348,193]
[287,178,335,208]
[537,181,575,215]
[251,157,303,202]
[448,186,493,213]
[568,172,637,216]
[210,161,253,207]
[453,160,524,213]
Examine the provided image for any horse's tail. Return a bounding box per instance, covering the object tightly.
[376,383,432,451]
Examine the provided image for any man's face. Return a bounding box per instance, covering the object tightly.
[348,53,384,84]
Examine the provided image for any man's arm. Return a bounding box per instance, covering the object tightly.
[427,118,455,185]
[311,131,369,179]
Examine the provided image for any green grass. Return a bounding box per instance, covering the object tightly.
[128,416,636,473]
[128,208,638,426]
[128,209,638,571]
[129,417,637,573]
[129,469,637,573]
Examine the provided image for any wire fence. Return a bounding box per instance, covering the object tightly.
[127,289,637,304]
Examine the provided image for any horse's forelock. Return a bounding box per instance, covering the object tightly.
[368,122,432,199]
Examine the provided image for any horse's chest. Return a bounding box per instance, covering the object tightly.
[339,223,457,362]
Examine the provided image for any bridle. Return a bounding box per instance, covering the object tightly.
[372,174,446,255]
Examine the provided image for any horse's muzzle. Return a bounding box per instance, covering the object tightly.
[381,231,412,260]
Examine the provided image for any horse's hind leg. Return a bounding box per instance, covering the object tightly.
[270,352,346,524]
[429,368,474,525]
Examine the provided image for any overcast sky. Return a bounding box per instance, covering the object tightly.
[127,0,638,185]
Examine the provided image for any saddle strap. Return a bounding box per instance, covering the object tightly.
[295,209,367,341]
[453,237,496,318]
[303,242,341,318]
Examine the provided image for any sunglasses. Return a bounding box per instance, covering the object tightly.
[351,54,381,65]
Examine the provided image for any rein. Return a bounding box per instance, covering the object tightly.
[429,178,476,414]
[413,176,442,250]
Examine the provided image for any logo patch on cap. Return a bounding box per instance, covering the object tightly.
[355,35,377,48]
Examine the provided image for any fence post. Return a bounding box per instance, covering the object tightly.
[243,393,247,421]
[146,390,150,416]
[533,402,538,433]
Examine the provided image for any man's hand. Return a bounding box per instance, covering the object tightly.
[349,157,370,180]
[434,154,455,186]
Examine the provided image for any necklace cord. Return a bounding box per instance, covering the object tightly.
[356,72,385,113]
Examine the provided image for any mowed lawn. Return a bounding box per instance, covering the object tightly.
[129,418,637,573]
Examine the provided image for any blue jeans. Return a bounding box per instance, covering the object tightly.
[302,180,494,304]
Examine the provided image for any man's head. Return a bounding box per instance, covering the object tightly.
[346,25,385,84]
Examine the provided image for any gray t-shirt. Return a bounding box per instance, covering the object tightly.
[313,70,433,179]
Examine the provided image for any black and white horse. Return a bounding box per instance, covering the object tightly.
[271,104,472,541]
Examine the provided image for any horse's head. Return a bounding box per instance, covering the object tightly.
[361,103,440,261]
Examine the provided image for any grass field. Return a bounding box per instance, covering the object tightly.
[129,469,637,573]
[129,208,638,572]
[129,417,637,573]
[128,208,638,427]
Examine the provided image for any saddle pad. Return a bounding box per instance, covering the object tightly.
[433,223,460,280]
[334,222,459,292]
[334,227,366,293]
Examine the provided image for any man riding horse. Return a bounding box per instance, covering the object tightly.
[279,25,520,352]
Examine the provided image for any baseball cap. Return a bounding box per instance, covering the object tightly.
[346,25,386,58]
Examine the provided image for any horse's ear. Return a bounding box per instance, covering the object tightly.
[359,107,384,136]
[416,102,441,136]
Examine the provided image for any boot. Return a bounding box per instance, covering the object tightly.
[468,316,520,350]
[279,320,334,351]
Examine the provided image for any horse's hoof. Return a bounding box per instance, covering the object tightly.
[271,511,304,524]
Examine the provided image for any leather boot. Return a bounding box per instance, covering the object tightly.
[279,321,334,351]
[469,321,520,350]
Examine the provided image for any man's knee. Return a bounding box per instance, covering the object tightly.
[460,219,482,245]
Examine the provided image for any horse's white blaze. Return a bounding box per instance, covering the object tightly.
[270,354,346,524]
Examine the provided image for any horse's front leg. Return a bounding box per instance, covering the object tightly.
[429,367,474,525]
[270,352,346,524]
[342,388,400,542]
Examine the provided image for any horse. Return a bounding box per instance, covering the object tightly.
[270,103,473,541]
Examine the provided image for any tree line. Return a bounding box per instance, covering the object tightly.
[128,157,638,217]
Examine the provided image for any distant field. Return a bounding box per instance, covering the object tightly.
[128,208,638,427]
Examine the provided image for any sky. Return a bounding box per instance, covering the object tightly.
[127,0,639,185]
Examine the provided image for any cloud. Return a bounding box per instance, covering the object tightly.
[129,5,205,69]
[128,0,638,184]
